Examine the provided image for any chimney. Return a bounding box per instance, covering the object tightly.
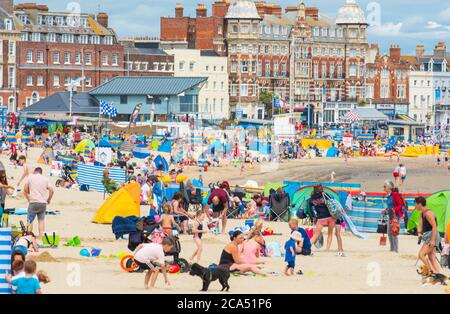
[196,4,207,18]
[0,0,13,14]
[305,7,319,21]
[433,42,446,58]
[390,44,401,63]
[96,12,109,28]
[416,45,425,57]
[175,3,184,18]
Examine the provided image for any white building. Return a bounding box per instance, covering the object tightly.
[166,49,229,120]
[406,43,450,127]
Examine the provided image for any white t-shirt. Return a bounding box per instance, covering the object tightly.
[399,166,407,176]
[141,183,151,201]
[134,243,165,266]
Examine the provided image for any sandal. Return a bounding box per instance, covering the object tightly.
[297,270,304,275]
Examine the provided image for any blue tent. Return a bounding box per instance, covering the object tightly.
[326,146,338,158]
[133,144,151,159]
[158,140,172,153]
[99,137,111,148]
[154,155,169,172]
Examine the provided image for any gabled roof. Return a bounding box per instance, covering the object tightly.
[89,76,207,96]
[21,92,100,114]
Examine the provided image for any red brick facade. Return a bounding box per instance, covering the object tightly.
[16,41,124,108]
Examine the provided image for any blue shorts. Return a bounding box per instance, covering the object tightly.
[13,245,28,257]
[286,261,295,269]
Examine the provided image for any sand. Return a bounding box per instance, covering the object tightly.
[2,148,449,294]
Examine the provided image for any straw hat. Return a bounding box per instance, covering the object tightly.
[244,180,258,189]
[290,231,303,242]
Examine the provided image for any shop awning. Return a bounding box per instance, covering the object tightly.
[347,108,389,121]
[397,114,416,122]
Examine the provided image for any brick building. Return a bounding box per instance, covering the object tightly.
[0,0,20,112]
[121,37,174,77]
[160,1,228,56]
[14,3,124,109]
[365,44,410,119]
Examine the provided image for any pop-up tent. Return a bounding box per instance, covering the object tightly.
[92,182,141,224]
[407,190,450,234]
[133,144,151,159]
[154,155,169,172]
[291,185,340,218]
[38,147,55,164]
[326,146,339,158]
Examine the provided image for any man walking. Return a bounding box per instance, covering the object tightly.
[24,168,54,236]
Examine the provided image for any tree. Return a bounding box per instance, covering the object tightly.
[259,90,274,118]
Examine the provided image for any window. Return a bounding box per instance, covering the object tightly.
[26,50,33,63]
[64,52,71,64]
[47,33,56,42]
[8,41,15,56]
[251,61,257,73]
[218,25,223,35]
[241,44,248,53]
[381,68,389,79]
[37,75,44,86]
[381,85,389,98]
[37,50,44,63]
[273,46,279,55]
[313,28,319,36]
[274,63,279,77]
[4,19,12,30]
[75,52,81,64]
[313,48,318,56]
[53,75,60,87]
[240,83,248,96]
[231,61,237,73]
[221,81,224,90]
[26,75,33,86]
[321,28,328,37]
[232,25,238,33]
[265,61,270,77]
[120,95,128,104]
[8,66,15,88]
[231,84,237,96]
[212,98,216,112]
[85,77,92,87]
[90,36,100,45]
[321,48,326,56]
[189,62,195,71]
[337,64,342,78]
[314,63,319,79]
[46,16,54,25]
[221,98,224,112]
[104,36,113,45]
[322,63,327,78]
[329,63,335,78]
[329,28,336,37]
[231,44,237,53]
[349,48,357,58]
[349,64,357,76]
[53,51,59,64]
[31,33,41,42]
[281,62,287,76]
[241,61,249,73]
[349,86,357,98]
[112,54,118,66]
[337,48,342,57]
[241,25,249,33]
[85,52,92,65]
[102,54,109,65]
[79,35,89,44]
[64,77,70,86]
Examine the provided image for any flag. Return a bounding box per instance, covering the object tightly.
[100,100,118,117]
[347,111,361,122]
[129,103,142,129]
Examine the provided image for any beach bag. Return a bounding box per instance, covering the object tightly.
[80,184,90,192]
[323,193,342,219]
[390,218,400,237]
[42,231,60,247]
[377,218,388,234]
[379,235,387,246]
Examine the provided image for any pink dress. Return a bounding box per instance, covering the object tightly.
[241,240,259,264]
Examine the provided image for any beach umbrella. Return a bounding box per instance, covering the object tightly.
[74,139,95,154]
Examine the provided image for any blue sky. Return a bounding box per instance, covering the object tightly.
[37,0,450,55]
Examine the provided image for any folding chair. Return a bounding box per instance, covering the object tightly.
[269,192,291,222]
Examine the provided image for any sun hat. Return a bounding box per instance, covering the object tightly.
[291,231,303,242]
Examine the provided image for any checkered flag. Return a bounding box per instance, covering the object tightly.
[100,100,118,118]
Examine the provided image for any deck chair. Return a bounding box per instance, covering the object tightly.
[227,187,246,219]
[269,191,290,222]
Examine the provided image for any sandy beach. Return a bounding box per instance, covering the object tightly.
[2,148,449,294]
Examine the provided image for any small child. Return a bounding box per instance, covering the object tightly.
[284,231,303,276]
[7,260,42,294]
[160,203,180,236]
[190,210,208,262]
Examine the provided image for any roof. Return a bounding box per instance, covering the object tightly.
[125,47,168,56]
[20,92,100,114]
[336,0,367,25]
[351,108,388,121]
[226,0,261,20]
[89,76,207,96]
[200,50,220,57]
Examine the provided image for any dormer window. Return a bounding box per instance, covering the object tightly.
[321,28,328,37]
[4,19,12,30]
[37,15,43,25]
[442,61,447,72]
[46,16,54,25]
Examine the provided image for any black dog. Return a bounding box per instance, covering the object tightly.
[189,263,230,292]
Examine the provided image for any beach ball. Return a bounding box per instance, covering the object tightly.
[168,264,180,274]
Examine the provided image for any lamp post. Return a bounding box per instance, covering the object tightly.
[165,97,169,121]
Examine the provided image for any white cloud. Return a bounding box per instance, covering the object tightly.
[368,22,403,37]
[438,7,450,20]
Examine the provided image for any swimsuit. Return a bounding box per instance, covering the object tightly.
[194,220,203,239]
[219,249,235,271]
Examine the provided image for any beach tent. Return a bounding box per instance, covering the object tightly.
[56,154,75,165]
[263,182,286,196]
[291,185,340,217]
[120,135,136,152]
[38,147,55,164]
[158,140,173,153]
[326,146,339,158]
[154,155,169,172]
[92,182,141,224]
[74,139,95,154]
[407,190,450,234]
[0,228,12,294]
[132,144,151,159]
[109,137,122,148]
